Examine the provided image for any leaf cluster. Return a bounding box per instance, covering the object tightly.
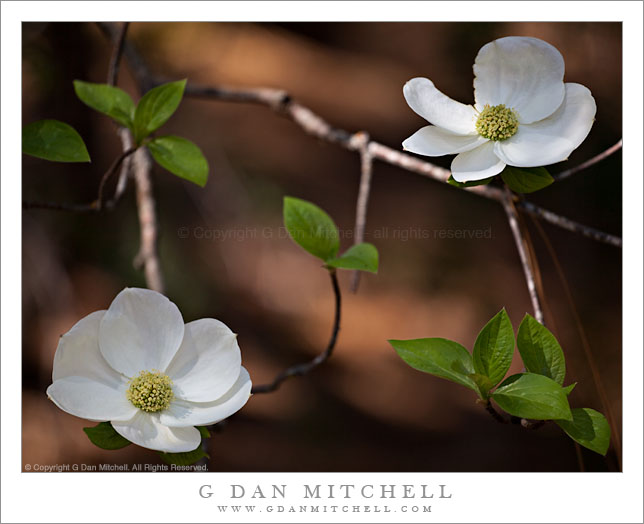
[389,310,610,455]
[23,79,209,187]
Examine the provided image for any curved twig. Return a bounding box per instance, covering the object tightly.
[96,147,137,209]
[23,147,136,212]
[251,270,341,394]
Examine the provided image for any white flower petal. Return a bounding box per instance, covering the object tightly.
[451,142,506,182]
[52,310,126,388]
[99,288,185,378]
[403,126,488,157]
[473,36,565,124]
[46,377,136,422]
[166,319,242,402]
[160,367,252,428]
[494,83,596,167]
[404,77,478,135]
[112,412,201,453]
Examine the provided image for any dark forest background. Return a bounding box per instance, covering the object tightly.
[22,22,621,471]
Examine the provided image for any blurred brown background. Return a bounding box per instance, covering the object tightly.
[22,22,622,472]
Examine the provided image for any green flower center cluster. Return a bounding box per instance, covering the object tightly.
[126,370,174,412]
[475,104,519,141]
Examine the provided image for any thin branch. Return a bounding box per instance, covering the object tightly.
[96,147,137,209]
[102,21,164,292]
[184,81,622,248]
[251,270,342,394]
[22,200,97,213]
[350,132,374,292]
[106,22,134,210]
[96,22,155,92]
[23,147,136,213]
[107,127,135,210]
[95,23,621,249]
[483,401,509,424]
[107,22,130,87]
[501,190,545,325]
[132,148,165,293]
[556,140,623,182]
[518,201,621,247]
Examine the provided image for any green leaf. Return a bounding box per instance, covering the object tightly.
[562,382,577,396]
[472,308,515,386]
[501,166,554,194]
[492,373,572,421]
[326,243,378,273]
[447,175,494,188]
[283,196,340,261]
[556,408,610,456]
[159,444,208,466]
[73,80,135,128]
[148,135,209,187]
[83,422,131,450]
[22,119,90,163]
[389,338,477,392]
[517,314,566,385]
[133,79,186,143]
[197,426,211,439]
[468,373,496,400]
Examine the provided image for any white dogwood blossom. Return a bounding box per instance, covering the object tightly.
[403,36,597,182]
[47,287,252,453]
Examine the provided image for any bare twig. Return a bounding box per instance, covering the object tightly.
[107,22,130,87]
[95,23,621,249]
[106,22,134,209]
[96,147,137,209]
[96,22,155,92]
[501,190,545,325]
[349,132,374,292]
[107,127,135,209]
[23,147,136,213]
[104,21,164,293]
[22,200,98,213]
[252,270,341,394]
[518,201,621,247]
[184,82,622,248]
[483,401,509,424]
[132,148,165,293]
[556,140,623,182]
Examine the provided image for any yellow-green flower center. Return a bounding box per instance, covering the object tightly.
[475,104,519,141]
[126,370,174,412]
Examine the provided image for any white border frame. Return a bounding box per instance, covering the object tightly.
[2,2,642,523]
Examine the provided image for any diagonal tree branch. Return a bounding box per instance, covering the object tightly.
[95,22,621,249]
[556,139,622,182]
